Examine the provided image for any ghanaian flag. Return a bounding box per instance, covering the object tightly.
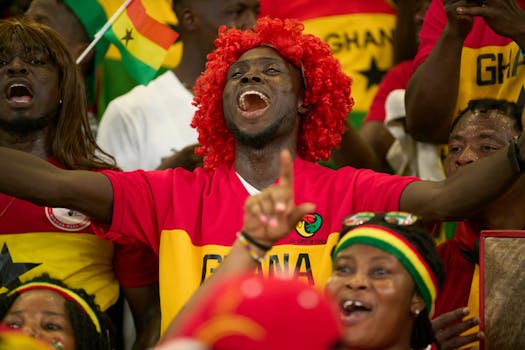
[66,0,178,85]
[102,0,179,85]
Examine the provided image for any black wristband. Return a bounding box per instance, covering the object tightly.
[507,136,525,173]
[241,230,272,251]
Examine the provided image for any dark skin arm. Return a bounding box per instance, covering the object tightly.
[330,119,384,170]
[400,142,523,222]
[0,147,113,223]
[401,104,525,220]
[393,0,419,64]
[406,0,525,143]
[405,0,471,143]
[123,284,161,350]
[359,120,395,172]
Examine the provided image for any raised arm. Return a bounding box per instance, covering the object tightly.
[405,0,472,143]
[0,147,114,223]
[393,0,419,64]
[330,119,384,170]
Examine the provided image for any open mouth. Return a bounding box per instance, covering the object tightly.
[237,90,270,113]
[342,299,372,317]
[6,83,33,103]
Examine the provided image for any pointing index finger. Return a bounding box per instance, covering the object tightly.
[279,149,294,189]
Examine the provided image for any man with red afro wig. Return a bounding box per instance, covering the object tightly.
[1,16,525,336]
[192,16,353,169]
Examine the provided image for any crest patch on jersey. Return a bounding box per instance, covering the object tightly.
[45,207,91,231]
[295,213,323,238]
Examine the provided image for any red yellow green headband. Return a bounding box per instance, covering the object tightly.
[8,282,101,333]
[333,225,438,311]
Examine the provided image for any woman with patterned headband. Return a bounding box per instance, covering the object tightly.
[0,274,114,350]
[327,212,444,349]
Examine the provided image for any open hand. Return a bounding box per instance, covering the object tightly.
[432,307,484,349]
[455,0,525,41]
[443,0,478,40]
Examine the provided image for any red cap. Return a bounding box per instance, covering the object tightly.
[165,274,342,350]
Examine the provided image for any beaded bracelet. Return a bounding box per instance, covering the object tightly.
[241,230,272,251]
[237,232,266,264]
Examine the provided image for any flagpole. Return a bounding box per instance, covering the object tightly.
[76,0,134,64]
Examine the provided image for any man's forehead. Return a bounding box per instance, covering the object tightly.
[0,42,49,55]
[452,110,517,134]
[236,46,284,62]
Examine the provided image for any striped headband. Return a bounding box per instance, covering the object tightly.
[8,282,101,333]
[332,225,438,311]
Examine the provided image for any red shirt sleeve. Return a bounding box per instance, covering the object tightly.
[92,169,171,254]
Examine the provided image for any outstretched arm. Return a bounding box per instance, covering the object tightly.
[405,0,474,143]
[0,147,114,223]
[400,131,525,222]
[159,149,314,342]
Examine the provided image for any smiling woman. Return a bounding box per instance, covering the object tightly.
[0,274,114,350]
[327,213,445,350]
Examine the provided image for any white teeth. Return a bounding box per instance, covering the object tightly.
[343,300,353,309]
[343,300,364,309]
[238,90,270,109]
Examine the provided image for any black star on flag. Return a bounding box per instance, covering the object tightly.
[357,57,388,90]
[0,243,41,289]
[121,28,134,47]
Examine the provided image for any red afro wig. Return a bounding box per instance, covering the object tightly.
[192,16,354,169]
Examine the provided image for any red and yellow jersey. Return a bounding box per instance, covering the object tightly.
[98,157,417,332]
[158,229,340,333]
[415,0,525,119]
[0,197,117,311]
[261,0,397,127]
[0,159,158,311]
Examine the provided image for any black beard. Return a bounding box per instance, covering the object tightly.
[0,115,52,135]
[226,116,284,149]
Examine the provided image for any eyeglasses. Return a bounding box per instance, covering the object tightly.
[341,211,420,229]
